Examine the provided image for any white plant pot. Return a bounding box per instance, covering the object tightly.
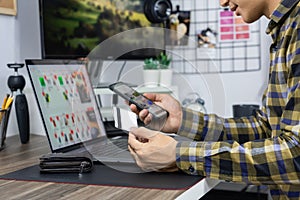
[143,69,160,87]
[159,69,173,87]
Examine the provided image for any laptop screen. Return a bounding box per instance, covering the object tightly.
[26,59,106,152]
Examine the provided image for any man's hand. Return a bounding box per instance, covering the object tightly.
[128,127,178,172]
[130,93,182,133]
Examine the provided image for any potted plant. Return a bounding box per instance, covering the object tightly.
[143,57,160,87]
[157,52,173,87]
[143,53,173,87]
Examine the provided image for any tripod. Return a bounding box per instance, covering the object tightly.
[7,63,30,144]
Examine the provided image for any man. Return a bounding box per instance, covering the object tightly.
[128,0,300,199]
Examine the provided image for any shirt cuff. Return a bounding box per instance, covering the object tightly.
[177,107,204,140]
[175,141,204,176]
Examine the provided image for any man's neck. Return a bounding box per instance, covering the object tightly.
[266,0,281,18]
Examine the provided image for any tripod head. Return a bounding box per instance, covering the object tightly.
[7,63,26,93]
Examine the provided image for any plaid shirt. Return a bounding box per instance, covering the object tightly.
[176,0,300,199]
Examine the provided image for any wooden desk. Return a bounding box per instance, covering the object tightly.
[0,135,219,200]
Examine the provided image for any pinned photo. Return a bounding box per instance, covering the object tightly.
[197,28,217,48]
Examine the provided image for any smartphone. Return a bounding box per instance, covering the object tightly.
[109,82,168,130]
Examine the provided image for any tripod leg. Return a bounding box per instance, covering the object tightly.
[15,94,30,144]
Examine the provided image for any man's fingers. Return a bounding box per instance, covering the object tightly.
[128,145,138,157]
[130,104,150,123]
[128,145,143,167]
[128,132,145,151]
[130,104,139,114]
[143,93,156,100]
[139,109,149,121]
[129,127,158,139]
[144,114,152,125]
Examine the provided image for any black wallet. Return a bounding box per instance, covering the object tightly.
[39,152,94,173]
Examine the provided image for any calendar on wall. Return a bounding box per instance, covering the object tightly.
[166,0,261,74]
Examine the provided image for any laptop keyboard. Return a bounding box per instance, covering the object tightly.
[87,138,129,157]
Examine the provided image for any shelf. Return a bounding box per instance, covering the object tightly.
[93,85,176,95]
[94,85,178,120]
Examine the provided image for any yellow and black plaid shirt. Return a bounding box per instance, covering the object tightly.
[176,0,300,199]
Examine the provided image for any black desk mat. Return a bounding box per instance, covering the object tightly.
[0,164,203,190]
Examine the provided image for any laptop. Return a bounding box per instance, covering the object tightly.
[25,59,138,170]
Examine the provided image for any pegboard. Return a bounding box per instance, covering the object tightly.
[166,0,261,74]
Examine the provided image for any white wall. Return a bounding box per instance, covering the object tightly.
[0,0,43,137]
[0,14,20,137]
[0,0,271,137]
